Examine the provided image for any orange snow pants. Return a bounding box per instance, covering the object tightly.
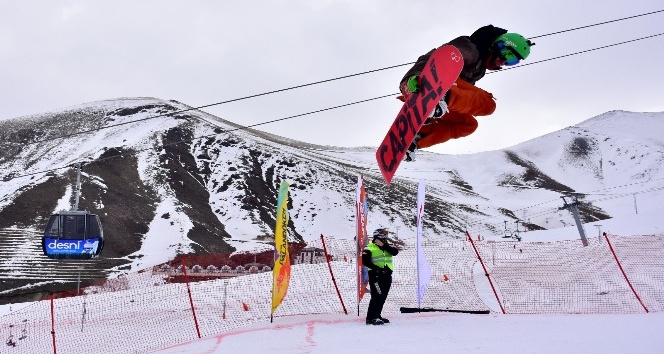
[417,78,496,149]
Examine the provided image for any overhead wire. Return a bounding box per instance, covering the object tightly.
[4,31,663,182]
[497,32,664,72]
[475,184,664,233]
[4,94,397,180]
[2,10,664,183]
[13,30,664,159]
[23,64,411,147]
[489,177,664,212]
[18,9,664,147]
[527,9,664,39]
[461,177,664,230]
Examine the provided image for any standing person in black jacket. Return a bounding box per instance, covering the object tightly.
[362,228,399,325]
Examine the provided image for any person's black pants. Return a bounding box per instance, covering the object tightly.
[366,272,392,320]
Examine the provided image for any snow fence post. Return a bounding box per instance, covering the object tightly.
[50,293,57,354]
[466,231,505,314]
[181,258,202,338]
[320,234,348,314]
[603,233,649,313]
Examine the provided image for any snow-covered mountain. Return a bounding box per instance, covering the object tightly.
[1,98,662,302]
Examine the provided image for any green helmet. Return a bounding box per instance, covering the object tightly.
[493,33,533,60]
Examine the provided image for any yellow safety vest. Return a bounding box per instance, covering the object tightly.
[366,243,394,271]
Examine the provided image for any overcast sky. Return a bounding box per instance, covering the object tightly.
[1,1,663,154]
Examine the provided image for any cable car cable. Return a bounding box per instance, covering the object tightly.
[15,8,664,147]
[497,32,664,72]
[528,9,664,39]
[3,32,664,180]
[5,93,397,180]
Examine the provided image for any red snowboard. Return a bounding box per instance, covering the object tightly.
[376,45,463,184]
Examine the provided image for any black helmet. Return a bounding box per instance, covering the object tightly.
[373,228,389,240]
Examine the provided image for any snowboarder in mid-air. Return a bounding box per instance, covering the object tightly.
[399,25,535,161]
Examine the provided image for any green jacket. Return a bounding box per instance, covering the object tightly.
[363,242,398,271]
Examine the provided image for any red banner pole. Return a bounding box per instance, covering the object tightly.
[603,233,649,313]
[321,234,348,314]
[181,258,202,338]
[466,231,506,314]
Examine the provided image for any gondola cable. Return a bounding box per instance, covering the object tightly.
[15,8,664,148]
[5,30,664,183]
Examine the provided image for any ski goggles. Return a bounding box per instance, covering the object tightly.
[494,41,521,66]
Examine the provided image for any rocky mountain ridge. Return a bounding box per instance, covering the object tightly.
[1,98,662,302]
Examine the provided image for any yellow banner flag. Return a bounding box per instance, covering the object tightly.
[271,180,291,315]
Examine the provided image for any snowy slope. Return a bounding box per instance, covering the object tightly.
[1,101,664,353]
[155,312,664,354]
[1,99,663,301]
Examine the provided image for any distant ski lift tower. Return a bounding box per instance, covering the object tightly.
[559,196,589,246]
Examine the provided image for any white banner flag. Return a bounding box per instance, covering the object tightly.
[416,179,432,307]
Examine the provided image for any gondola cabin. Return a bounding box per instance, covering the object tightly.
[42,211,104,259]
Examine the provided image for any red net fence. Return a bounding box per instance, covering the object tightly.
[1,233,663,353]
[471,234,664,314]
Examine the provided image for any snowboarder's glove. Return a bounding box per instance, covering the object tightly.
[406,75,420,94]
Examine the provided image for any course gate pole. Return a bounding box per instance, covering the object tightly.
[50,293,57,354]
[466,231,506,314]
[603,233,649,313]
[320,234,348,314]
[181,258,202,338]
